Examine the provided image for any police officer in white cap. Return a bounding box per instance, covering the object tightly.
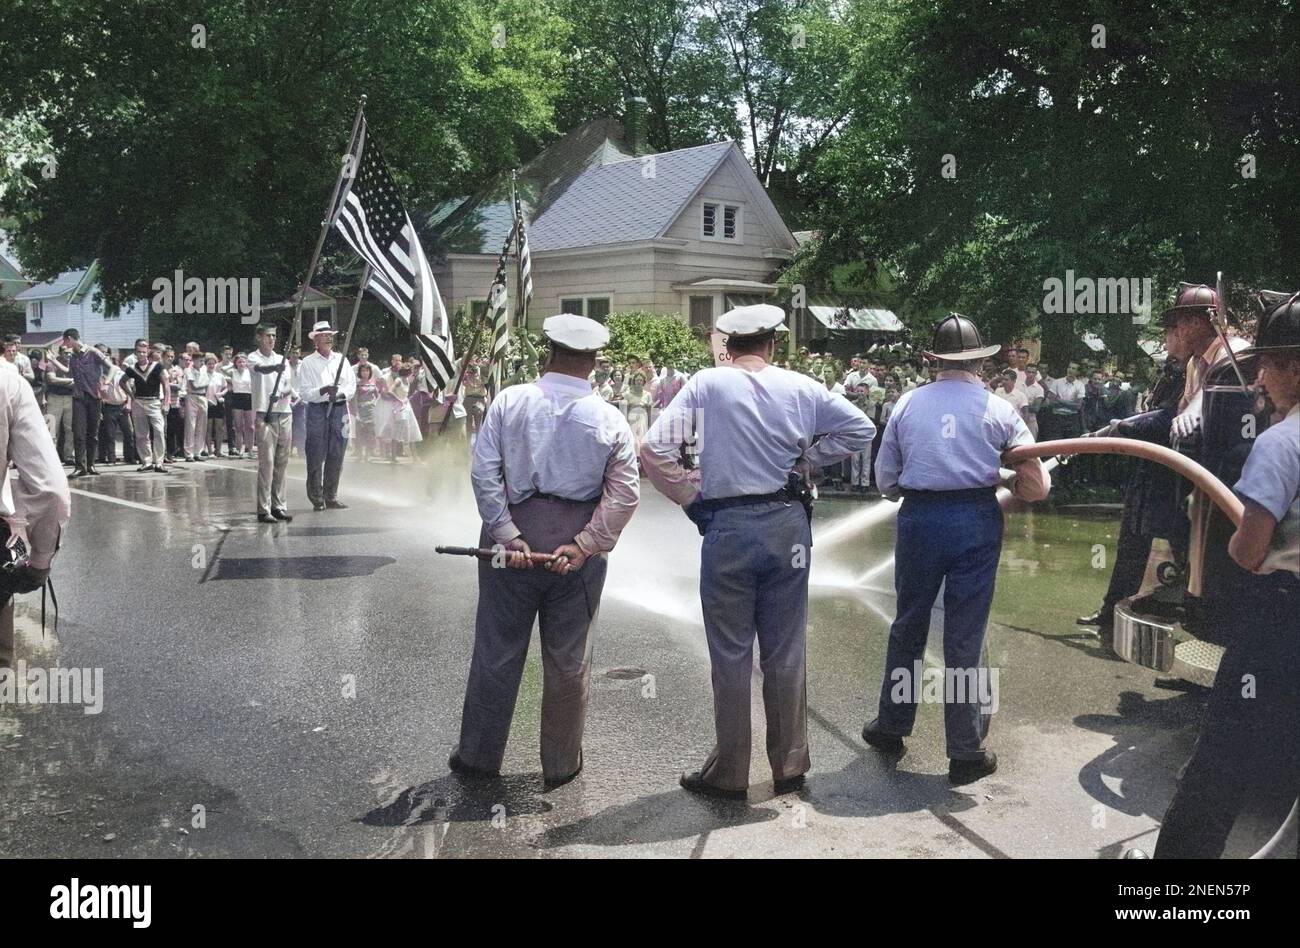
[641,304,874,799]
[450,313,640,787]
[864,313,1050,784]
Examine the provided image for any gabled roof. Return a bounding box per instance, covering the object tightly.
[13,262,99,302]
[427,120,792,256]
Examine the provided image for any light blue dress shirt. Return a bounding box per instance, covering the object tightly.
[642,363,875,500]
[874,372,1035,496]
[471,372,638,549]
[1233,405,1299,577]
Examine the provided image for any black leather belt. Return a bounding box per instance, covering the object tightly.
[528,491,601,504]
[695,487,795,513]
[900,486,997,501]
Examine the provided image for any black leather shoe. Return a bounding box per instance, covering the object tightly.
[86,465,102,476]
[325,500,348,510]
[1077,609,1112,627]
[447,751,499,780]
[70,467,88,478]
[679,771,747,800]
[773,773,806,794]
[312,501,326,511]
[271,509,293,522]
[861,719,905,754]
[137,464,153,473]
[258,513,278,523]
[949,751,998,786]
[544,751,583,789]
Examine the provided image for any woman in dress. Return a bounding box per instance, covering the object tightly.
[226,353,255,458]
[381,364,423,462]
[205,353,230,457]
[354,362,381,462]
[623,370,654,454]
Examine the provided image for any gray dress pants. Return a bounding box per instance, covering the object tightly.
[454,495,606,782]
[698,501,812,791]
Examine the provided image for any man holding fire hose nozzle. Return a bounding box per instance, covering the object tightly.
[1153,290,1300,859]
[864,314,1051,785]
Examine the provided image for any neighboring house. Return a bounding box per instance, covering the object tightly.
[12,260,150,349]
[426,118,799,333]
[0,231,32,305]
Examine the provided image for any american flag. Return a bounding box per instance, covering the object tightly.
[331,118,455,389]
[513,186,532,323]
[484,246,512,402]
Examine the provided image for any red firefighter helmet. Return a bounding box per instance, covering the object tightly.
[1159,282,1220,327]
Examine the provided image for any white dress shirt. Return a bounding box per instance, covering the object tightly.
[470,372,639,555]
[640,358,875,504]
[247,350,295,413]
[1,362,71,568]
[295,350,357,404]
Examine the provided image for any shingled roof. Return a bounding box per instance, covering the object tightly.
[427,119,738,256]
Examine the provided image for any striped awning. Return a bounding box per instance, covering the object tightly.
[807,301,903,332]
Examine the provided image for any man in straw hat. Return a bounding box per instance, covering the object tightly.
[863,313,1050,785]
[450,313,640,788]
[294,319,357,511]
[641,303,874,799]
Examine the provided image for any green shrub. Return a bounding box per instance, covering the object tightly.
[602,311,714,373]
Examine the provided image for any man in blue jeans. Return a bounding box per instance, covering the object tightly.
[867,314,1050,784]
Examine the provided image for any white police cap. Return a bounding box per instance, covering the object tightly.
[716,303,787,337]
[543,313,609,352]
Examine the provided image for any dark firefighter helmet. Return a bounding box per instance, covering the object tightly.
[1159,282,1220,327]
[925,313,1001,361]
[1244,290,1300,354]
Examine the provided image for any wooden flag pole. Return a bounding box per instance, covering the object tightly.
[436,224,516,435]
[322,262,372,438]
[264,94,367,423]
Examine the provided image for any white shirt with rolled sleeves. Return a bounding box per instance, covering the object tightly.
[1233,404,1300,578]
[471,372,640,556]
[1,362,71,569]
[639,358,875,505]
[246,350,295,413]
[874,370,1050,501]
[294,350,357,404]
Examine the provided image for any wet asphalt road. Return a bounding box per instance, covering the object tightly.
[1,451,1293,859]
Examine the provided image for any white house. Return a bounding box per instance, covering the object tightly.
[13,261,150,349]
[426,119,800,333]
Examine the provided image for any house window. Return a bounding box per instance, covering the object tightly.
[560,297,611,321]
[702,201,741,241]
[104,302,122,320]
[28,300,42,327]
[689,296,714,331]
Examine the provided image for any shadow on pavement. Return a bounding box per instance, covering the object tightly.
[211,555,397,580]
[357,774,552,826]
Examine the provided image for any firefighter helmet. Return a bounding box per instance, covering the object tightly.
[1244,290,1300,354]
[925,313,1001,361]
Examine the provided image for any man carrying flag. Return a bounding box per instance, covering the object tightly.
[330,116,456,394]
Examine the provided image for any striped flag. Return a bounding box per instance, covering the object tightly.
[331,118,455,389]
[513,186,532,323]
[484,237,513,402]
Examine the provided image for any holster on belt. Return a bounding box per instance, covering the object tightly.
[683,471,814,537]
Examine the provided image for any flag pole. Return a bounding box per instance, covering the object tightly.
[437,225,515,435]
[264,94,367,423]
[512,170,524,333]
[323,262,372,438]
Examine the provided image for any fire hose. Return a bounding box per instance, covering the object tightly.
[1004,434,1297,858]
[1002,436,1243,526]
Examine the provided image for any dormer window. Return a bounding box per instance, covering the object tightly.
[702,201,741,241]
